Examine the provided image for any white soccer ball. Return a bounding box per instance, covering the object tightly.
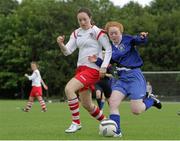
[48,100,52,103]
[99,119,117,137]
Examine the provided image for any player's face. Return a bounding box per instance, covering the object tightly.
[77,12,91,30]
[31,63,37,71]
[108,26,122,44]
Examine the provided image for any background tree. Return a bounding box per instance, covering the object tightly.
[0,0,179,99]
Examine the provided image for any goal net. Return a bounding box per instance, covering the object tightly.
[143,71,180,102]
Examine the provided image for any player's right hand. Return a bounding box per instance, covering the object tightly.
[44,85,48,90]
[140,32,148,39]
[57,35,65,46]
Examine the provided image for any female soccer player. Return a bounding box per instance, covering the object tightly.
[23,61,48,112]
[56,8,112,133]
[104,21,162,137]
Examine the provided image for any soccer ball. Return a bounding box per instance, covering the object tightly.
[99,119,117,137]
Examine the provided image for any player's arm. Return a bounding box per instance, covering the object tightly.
[88,55,103,67]
[98,32,112,77]
[41,79,48,90]
[57,35,67,54]
[24,72,37,80]
[88,55,113,78]
[132,32,148,45]
[57,33,77,56]
[98,33,112,69]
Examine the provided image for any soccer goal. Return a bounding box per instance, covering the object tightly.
[143,71,180,102]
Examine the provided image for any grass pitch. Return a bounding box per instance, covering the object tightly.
[0,100,180,140]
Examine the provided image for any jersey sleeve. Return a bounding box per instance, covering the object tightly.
[131,34,148,45]
[95,57,103,67]
[97,31,112,68]
[27,70,38,80]
[64,30,78,56]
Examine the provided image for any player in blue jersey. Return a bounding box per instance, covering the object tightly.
[89,21,162,137]
[104,21,162,137]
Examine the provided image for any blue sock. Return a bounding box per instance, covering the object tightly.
[100,101,105,110]
[109,114,121,134]
[143,97,154,110]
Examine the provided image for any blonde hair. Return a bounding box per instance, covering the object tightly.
[105,21,124,33]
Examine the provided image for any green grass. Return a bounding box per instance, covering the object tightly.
[0,100,180,140]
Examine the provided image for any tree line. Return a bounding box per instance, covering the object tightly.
[0,0,180,98]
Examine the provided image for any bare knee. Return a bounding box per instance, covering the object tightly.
[131,108,142,115]
[64,84,71,95]
[130,100,146,115]
[131,106,145,115]
[65,83,78,96]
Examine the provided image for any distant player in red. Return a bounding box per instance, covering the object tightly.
[57,8,112,133]
[23,61,48,112]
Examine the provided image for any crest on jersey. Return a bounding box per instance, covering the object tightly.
[77,34,82,37]
[118,44,125,51]
[90,32,94,38]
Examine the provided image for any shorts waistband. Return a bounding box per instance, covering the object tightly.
[116,67,131,71]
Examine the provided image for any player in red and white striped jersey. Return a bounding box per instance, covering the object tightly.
[23,61,48,112]
[57,7,112,133]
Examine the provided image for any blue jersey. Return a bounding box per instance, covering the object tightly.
[111,34,147,68]
[94,34,148,99]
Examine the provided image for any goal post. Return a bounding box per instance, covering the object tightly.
[143,71,180,102]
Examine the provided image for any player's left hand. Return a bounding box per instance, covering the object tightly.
[140,32,148,39]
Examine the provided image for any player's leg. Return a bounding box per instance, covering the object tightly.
[64,77,84,133]
[23,87,36,112]
[129,72,162,114]
[109,90,125,137]
[33,86,47,112]
[65,66,100,133]
[36,95,47,112]
[79,90,105,121]
[129,81,147,114]
[144,93,162,109]
[130,95,162,115]
[23,96,34,112]
[100,93,105,111]
[130,99,146,114]
[96,89,103,110]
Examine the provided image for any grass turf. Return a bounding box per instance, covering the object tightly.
[0,100,180,140]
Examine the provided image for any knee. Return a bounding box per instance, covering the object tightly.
[131,108,143,115]
[64,84,74,95]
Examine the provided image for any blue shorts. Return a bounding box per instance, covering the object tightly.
[111,68,146,100]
